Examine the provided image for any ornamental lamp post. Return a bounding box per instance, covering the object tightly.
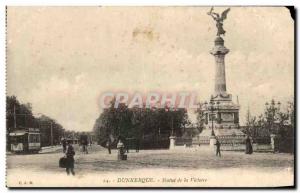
[204,100,220,149]
[265,99,281,133]
[204,100,220,137]
[166,107,176,149]
[165,107,175,137]
[265,99,281,152]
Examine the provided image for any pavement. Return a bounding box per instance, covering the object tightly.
[6,145,294,187]
[40,145,63,154]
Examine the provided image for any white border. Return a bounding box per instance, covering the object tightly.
[1,0,299,6]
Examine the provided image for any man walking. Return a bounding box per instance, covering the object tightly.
[65,141,75,176]
[81,137,88,154]
[215,139,221,157]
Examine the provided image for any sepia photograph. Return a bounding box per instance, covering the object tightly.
[5,6,295,188]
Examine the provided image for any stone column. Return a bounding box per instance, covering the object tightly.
[169,136,176,150]
[270,134,276,152]
[210,36,229,96]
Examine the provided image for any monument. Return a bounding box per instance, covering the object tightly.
[198,7,246,149]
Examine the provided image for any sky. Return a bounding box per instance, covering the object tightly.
[7,7,294,132]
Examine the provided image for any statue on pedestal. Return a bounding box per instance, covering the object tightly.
[207,7,230,36]
[198,7,245,149]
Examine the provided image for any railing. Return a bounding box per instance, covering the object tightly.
[175,137,193,146]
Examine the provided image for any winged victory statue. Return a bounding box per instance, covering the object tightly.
[207,7,231,36]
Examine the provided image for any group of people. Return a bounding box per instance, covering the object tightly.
[214,135,253,157]
[60,135,254,175]
[106,137,140,154]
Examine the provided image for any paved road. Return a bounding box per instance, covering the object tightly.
[6,145,294,187]
[7,145,294,173]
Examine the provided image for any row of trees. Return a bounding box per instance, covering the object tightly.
[93,99,190,149]
[6,96,67,148]
[93,98,295,152]
[8,94,293,152]
[243,99,294,152]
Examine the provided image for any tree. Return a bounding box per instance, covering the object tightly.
[194,103,206,135]
[276,99,294,153]
[6,95,67,148]
[245,99,294,152]
[6,96,37,130]
[92,98,190,149]
[36,115,66,146]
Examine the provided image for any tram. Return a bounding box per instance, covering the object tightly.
[9,128,41,153]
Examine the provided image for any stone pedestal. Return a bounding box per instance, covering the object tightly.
[209,135,216,149]
[270,134,276,152]
[252,143,258,151]
[169,136,176,150]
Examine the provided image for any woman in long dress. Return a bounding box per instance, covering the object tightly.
[245,136,253,154]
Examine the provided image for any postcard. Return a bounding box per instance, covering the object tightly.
[6,6,295,188]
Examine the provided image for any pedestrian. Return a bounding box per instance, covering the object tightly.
[215,139,221,157]
[81,138,88,154]
[117,138,127,160]
[106,138,111,154]
[65,141,75,176]
[245,136,253,154]
[125,138,129,153]
[62,138,67,153]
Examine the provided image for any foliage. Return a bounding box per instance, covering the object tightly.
[92,99,190,149]
[194,103,206,135]
[243,114,268,140]
[36,115,65,147]
[244,99,294,153]
[6,95,66,148]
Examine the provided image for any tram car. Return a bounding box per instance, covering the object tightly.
[9,128,41,153]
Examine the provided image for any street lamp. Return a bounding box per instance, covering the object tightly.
[166,107,176,149]
[265,99,281,134]
[265,99,281,152]
[165,107,175,137]
[204,100,220,136]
